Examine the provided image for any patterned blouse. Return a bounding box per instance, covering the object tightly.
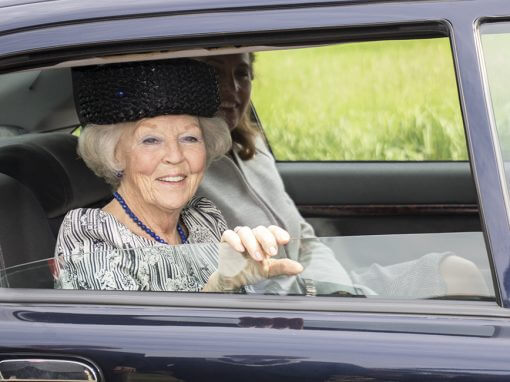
[54,197,228,291]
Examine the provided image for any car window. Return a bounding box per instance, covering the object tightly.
[252,38,468,161]
[0,39,495,304]
[0,69,77,135]
[479,22,510,206]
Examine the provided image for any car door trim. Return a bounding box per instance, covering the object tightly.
[298,204,479,217]
[0,288,504,318]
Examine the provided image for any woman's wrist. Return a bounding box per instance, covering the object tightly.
[202,271,239,293]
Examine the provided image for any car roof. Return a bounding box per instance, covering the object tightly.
[0,0,451,33]
[0,0,429,9]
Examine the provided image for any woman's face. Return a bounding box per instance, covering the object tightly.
[116,114,207,213]
[203,54,252,131]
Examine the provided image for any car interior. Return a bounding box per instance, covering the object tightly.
[0,45,487,291]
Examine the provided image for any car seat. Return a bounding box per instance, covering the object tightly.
[0,173,54,288]
[0,132,111,235]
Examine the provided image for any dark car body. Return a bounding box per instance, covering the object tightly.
[2,0,510,380]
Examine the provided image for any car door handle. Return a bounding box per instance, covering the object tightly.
[0,359,99,381]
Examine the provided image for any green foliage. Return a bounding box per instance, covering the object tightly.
[252,38,468,161]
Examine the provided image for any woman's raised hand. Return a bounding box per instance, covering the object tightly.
[223,225,291,260]
[203,225,304,292]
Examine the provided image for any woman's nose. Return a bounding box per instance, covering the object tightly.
[221,73,240,94]
[163,140,185,164]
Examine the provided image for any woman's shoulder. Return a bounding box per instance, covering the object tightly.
[61,207,102,228]
[63,207,101,219]
[184,196,226,226]
[59,207,127,241]
[182,196,228,242]
[186,196,221,211]
[56,208,111,257]
[61,207,116,229]
[252,135,274,159]
[231,133,273,161]
[57,207,151,256]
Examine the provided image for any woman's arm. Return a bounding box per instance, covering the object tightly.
[257,140,354,292]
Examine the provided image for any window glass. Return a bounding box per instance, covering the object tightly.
[1,235,494,300]
[0,69,77,135]
[252,38,467,161]
[480,23,510,195]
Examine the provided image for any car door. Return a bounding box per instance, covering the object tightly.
[1,1,510,381]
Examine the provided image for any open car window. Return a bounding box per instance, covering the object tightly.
[0,27,497,307]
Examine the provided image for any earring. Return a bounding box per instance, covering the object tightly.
[115,170,124,178]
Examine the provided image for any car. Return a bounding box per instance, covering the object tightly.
[1,0,510,380]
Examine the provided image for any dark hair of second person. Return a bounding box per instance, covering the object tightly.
[202,53,258,160]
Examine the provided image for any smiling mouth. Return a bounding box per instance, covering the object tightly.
[156,175,187,184]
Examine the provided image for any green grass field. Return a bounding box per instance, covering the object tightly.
[252,38,468,161]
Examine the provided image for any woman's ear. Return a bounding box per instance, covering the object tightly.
[113,120,136,173]
[113,149,125,173]
[113,135,126,173]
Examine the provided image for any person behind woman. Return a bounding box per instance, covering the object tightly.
[197,53,489,298]
[55,58,303,292]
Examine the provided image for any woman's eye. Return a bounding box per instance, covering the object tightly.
[142,137,160,145]
[235,69,250,79]
[181,135,200,143]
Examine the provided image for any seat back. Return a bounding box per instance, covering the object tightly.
[0,174,54,288]
[0,132,111,216]
[0,132,112,288]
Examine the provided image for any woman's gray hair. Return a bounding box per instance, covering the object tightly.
[78,116,231,189]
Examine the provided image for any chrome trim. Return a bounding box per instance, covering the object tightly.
[473,19,510,229]
[0,245,8,288]
[0,288,505,319]
[0,359,98,381]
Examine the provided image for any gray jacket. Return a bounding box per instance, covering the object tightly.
[197,138,355,295]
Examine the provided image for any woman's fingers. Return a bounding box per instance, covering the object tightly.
[252,226,279,256]
[221,229,245,253]
[268,225,291,245]
[217,227,302,289]
[223,225,291,263]
[235,226,264,261]
[267,258,303,278]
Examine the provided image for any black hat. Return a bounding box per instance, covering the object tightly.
[72,58,220,125]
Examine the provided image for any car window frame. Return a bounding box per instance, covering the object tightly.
[475,18,510,254]
[466,15,510,308]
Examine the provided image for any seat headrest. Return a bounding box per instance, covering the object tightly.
[0,132,111,218]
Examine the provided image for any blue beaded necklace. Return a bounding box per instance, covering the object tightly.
[113,191,187,244]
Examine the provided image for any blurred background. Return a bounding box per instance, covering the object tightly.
[252,37,468,161]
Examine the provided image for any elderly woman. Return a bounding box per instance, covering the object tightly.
[54,58,303,291]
